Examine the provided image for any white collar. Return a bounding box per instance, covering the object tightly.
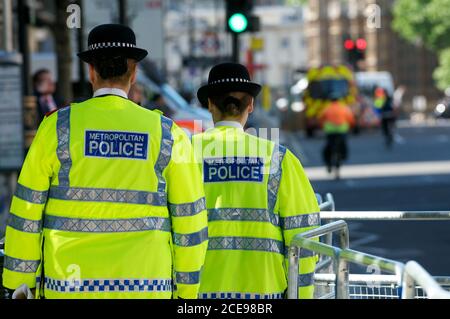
[215,121,244,130]
[93,88,128,99]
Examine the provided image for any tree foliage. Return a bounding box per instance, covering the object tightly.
[434,49,450,91]
[392,0,450,90]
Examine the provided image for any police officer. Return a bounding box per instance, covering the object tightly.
[193,63,320,299]
[3,24,208,299]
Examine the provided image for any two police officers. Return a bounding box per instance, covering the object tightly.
[3,24,208,299]
[3,25,320,300]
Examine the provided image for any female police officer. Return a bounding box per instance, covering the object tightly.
[193,63,320,299]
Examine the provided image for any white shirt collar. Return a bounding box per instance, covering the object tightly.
[93,88,128,99]
[215,121,244,130]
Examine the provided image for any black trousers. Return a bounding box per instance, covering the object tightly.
[323,134,348,168]
[381,117,396,147]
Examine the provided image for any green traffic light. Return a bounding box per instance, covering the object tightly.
[228,13,248,33]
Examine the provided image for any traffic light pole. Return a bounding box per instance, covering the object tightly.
[18,0,31,95]
[118,0,128,26]
[232,33,239,63]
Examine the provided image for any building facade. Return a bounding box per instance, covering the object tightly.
[165,2,309,98]
[305,0,441,108]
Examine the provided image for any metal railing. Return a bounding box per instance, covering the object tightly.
[288,220,406,299]
[403,261,450,299]
[319,193,450,221]
[288,220,450,299]
[288,220,349,299]
[319,193,335,212]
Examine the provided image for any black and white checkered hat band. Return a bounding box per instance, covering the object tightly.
[88,42,137,50]
[210,78,251,84]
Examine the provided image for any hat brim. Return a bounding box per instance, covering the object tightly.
[77,47,148,63]
[197,82,262,108]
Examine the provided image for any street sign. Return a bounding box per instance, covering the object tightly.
[0,52,24,171]
[262,85,272,111]
[251,37,264,51]
[200,32,221,55]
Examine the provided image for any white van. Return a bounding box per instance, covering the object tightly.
[355,71,395,97]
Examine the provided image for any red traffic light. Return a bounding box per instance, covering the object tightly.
[344,39,355,51]
[356,38,367,50]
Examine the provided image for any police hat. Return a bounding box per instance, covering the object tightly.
[197,63,262,108]
[78,24,148,63]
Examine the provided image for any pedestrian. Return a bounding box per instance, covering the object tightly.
[319,93,355,179]
[33,69,61,124]
[374,87,396,148]
[193,63,320,299]
[2,24,208,299]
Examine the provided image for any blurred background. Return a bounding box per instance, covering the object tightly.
[0,0,450,274]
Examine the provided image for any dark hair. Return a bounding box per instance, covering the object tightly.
[210,92,252,116]
[151,94,163,102]
[91,55,129,80]
[33,69,51,86]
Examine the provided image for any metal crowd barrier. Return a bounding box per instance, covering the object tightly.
[319,193,450,221]
[403,261,450,299]
[288,220,450,299]
[288,194,450,299]
[318,193,450,299]
[288,220,406,299]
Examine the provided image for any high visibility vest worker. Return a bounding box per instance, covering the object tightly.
[319,102,355,134]
[193,123,320,299]
[3,95,208,299]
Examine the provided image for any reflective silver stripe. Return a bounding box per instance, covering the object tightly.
[173,227,208,247]
[169,198,206,217]
[14,183,48,204]
[208,208,279,227]
[267,145,286,214]
[4,256,39,273]
[199,292,284,299]
[57,107,72,187]
[155,117,174,193]
[7,213,42,233]
[44,215,171,233]
[44,277,172,293]
[208,237,284,255]
[175,271,200,285]
[281,213,321,230]
[49,186,167,206]
[298,273,315,288]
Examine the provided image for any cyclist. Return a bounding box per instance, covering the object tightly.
[319,94,355,179]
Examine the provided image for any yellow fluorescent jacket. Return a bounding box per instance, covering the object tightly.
[3,95,208,299]
[192,125,320,299]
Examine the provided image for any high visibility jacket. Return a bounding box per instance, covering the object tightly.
[3,95,208,299]
[319,102,355,134]
[192,124,320,299]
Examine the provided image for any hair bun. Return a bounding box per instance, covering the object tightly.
[224,96,242,109]
[211,93,252,117]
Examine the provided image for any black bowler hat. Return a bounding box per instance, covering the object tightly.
[78,24,148,63]
[197,63,262,108]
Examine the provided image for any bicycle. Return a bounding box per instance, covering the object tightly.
[324,134,347,180]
